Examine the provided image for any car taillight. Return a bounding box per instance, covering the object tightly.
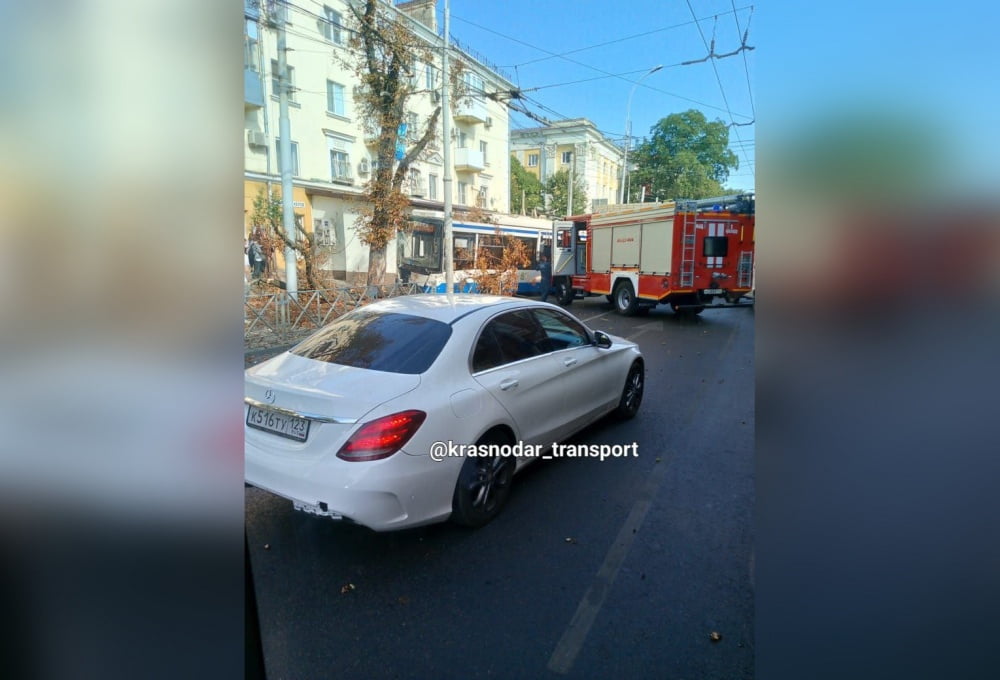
[336,410,427,462]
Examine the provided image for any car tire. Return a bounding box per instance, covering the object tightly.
[615,361,644,419]
[451,431,515,528]
[613,281,639,316]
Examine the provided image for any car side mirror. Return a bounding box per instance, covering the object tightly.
[594,330,613,349]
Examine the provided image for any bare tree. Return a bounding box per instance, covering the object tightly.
[469,227,531,296]
[249,187,329,291]
[343,0,466,286]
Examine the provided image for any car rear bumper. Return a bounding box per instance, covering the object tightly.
[245,439,458,531]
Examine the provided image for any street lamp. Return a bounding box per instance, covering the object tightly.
[619,64,662,205]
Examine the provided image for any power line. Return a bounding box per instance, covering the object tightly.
[518,68,656,93]
[497,5,754,69]
[685,0,754,175]
[731,0,756,120]
[449,12,750,120]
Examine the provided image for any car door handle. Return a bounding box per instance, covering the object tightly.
[563,357,578,367]
[499,378,519,391]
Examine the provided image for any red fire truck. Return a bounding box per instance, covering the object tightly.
[549,194,755,315]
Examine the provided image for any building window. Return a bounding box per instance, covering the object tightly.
[458,181,468,205]
[477,185,488,208]
[528,153,539,167]
[480,140,488,163]
[244,20,259,71]
[457,131,468,149]
[425,64,436,90]
[326,80,346,116]
[462,71,484,97]
[408,112,419,141]
[269,2,290,24]
[409,168,423,196]
[562,151,572,164]
[270,60,295,102]
[314,218,338,247]
[276,139,299,176]
[331,150,351,181]
[428,174,438,200]
[323,7,343,44]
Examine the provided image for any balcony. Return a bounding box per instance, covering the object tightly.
[454,147,485,172]
[453,96,488,124]
[244,69,264,108]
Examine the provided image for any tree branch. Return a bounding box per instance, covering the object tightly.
[394,107,441,185]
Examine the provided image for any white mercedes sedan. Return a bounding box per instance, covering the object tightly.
[245,295,644,531]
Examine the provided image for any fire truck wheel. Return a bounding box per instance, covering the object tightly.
[615,361,644,419]
[556,280,575,306]
[613,281,639,316]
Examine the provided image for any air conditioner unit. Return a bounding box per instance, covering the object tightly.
[358,158,370,174]
[247,130,267,147]
[484,116,493,128]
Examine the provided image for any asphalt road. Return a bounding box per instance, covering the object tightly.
[245,297,755,679]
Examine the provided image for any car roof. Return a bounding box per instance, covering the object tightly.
[359,294,530,324]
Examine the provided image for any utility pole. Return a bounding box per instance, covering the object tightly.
[566,151,573,217]
[276,6,297,295]
[619,64,662,205]
[442,0,454,304]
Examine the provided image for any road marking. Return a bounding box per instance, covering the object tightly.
[625,320,665,341]
[546,457,670,674]
[546,313,745,674]
[579,310,614,323]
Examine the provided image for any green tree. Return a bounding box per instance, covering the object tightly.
[544,168,588,216]
[509,155,544,215]
[630,109,738,201]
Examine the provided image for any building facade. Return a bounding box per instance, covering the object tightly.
[243,0,516,284]
[510,119,624,213]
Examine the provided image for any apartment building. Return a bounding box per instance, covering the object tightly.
[243,0,515,283]
[510,119,624,213]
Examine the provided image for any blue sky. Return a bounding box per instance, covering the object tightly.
[437,0,758,193]
[439,0,1000,198]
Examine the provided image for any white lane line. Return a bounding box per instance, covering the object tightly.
[624,320,665,341]
[546,458,670,674]
[546,315,744,675]
[578,310,614,323]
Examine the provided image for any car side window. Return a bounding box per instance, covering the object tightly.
[532,309,591,352]
[471,325,504,373]
[474,310,546,371]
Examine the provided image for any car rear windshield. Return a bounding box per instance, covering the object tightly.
[290,310,452,374]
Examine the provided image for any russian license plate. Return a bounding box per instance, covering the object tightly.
[703,288,723,294]
[246,405,310,442]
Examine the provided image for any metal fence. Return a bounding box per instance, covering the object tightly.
[244,282,424,350]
